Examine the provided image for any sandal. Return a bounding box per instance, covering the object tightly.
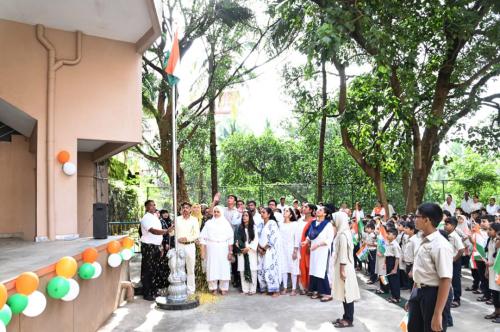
[311,294,320,299]
[486,299,494,305]
[477,296,490,302]
[333,319,353,328]
[299,290,307,295]
[320,296,333,302]
[389,298,401,304]
[375,289,384,295]
[484,313,497,319]
[366,280,375,285]
[450,301,460,308]
[290,290,297,296]
[472,290,483,294]
[465,287,475,291]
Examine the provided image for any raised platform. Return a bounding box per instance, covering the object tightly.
[0,236,124,284]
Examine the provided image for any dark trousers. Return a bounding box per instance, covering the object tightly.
[386,256,400,299]
[492,290,500,309]
[353,243,362,269]
[406,264,414,289]
[477,261,490,298]
[309,275,331,295]
[342,300,354,322]
[140,243,161,298]
[399,268,409,289]
[368,250,377,282]
[452,260,462,302]
[408,286,451,332]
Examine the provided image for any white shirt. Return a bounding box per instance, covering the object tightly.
[486,204,498,215]
[460,198,473,214]
[140,212,163,245]
[278,204,288,213]
[176,215,200,243]
[352,209,364,221]
[442,201,456,215]
[412,230,453,286]
[470,201,483,212]
[223,206,241,227]
[388,204,396,216]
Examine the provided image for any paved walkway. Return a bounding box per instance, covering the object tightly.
[99,264,499,332]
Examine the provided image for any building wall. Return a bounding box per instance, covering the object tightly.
[0,135,36,240]
[0,19,142,239]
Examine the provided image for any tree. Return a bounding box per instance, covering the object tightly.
[274,0,500,212]
[138,0,288,205]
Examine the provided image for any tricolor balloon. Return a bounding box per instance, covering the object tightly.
[23,291,46,317]
[46,276,70,299]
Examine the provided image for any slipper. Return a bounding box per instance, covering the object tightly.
[465,287,475,291]
[451,301,460,308]
[320,296,333,302]
[484,313,497,319]
[486,300,494,305]
[375,289,384,295]
[311,294,320,299]
[299,290,307,295]
[389,298,401,304]
[472,290,483,294]
[477,297,490,302]
[333,320,353,328]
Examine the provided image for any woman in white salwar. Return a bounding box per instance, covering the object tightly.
[331,211,361,328]
[257,207,282,297]
[304,206,334,301]
[200,206,234,295]
[280,207,299,295]
[235,210,258,295]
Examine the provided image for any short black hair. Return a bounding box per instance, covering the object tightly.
[159,209,169,215]
[236,199,245,205]
[417,203,443,228]
[491,223,500,233]
[445,216,458,227]
[443,210,452,217]
[268,199,277,205]
[404,221,416,231]
[387,227,398,237]
[307,203,317,211]
[246,200,256,206]
[227,194,238,201]
[180,201,192,208]
[365,222,375,230]
[481,215,495,223]
[144,200,155,207]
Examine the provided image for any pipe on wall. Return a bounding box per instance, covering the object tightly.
[36,25,82,240]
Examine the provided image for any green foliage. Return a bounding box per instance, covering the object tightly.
[108,183,141,222]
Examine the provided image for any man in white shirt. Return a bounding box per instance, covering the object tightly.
[268,199,284,223]
[470,195,483,212]
[486,197,498,215]
[442,195,456,215]
[140,200,171,301]
[460,192,472,214]
[278,196,288,213]
[176,202,200,295]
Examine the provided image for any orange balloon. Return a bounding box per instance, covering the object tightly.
[107,240,121,254]
[55,256,78,278]
[15,272,39,295]
[0,283,7,308]
[82,247,99,263]
[122,237,134,249]
[57,150,70,164]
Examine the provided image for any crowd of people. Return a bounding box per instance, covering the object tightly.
[139,192,500,331]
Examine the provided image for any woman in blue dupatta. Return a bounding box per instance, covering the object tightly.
[304,206,334,301]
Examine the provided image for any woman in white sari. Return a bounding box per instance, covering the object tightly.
[331,211,360,328]
[200,205,234,295]
[257,207,282,297]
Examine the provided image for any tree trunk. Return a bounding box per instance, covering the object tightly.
[209,99,218,198]
[208,41,218,198]
[374,170,389,218]
[316,56,327,202]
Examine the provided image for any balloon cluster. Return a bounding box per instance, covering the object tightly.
[107,238,134,268]
[57,150,76,176]
[1,271,46,329]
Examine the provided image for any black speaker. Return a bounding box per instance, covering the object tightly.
[93,203,108,239]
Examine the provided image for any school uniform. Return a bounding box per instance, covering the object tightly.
[385,239,402,299]
[487,238,500,310]
[408,230,453,332]
[364,232,378,282]
[448,230,465,303]
[403,234,421,288]
[399,233,410,288]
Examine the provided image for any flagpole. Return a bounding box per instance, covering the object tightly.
[172,84,177,223]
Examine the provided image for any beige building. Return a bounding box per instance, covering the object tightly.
[0,0,160,242]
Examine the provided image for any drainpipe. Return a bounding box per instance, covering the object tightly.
[36,25,82,240]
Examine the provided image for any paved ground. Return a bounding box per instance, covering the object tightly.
[99,261,500,332]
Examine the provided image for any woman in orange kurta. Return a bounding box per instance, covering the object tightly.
[299,203,317,292]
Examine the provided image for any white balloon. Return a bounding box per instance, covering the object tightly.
[107,253,122,268]
[121,249,133,261]
[0,322,5,332]
[62,162,77,176]
[61,278,80,302]
[23,291,46,317]
[91,262,102,279]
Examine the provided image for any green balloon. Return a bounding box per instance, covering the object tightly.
[78,263,95,280]
[47,276,70,299]
[7,294,28,314]
[0,304,12,326]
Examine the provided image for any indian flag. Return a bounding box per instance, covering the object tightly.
[379,275,389,286]
[377,238,386,255]
[494,250,500,274]
[473,233,487,262]
[164,30,180,85]
[356,244,369,261]
[400,313,409,332]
